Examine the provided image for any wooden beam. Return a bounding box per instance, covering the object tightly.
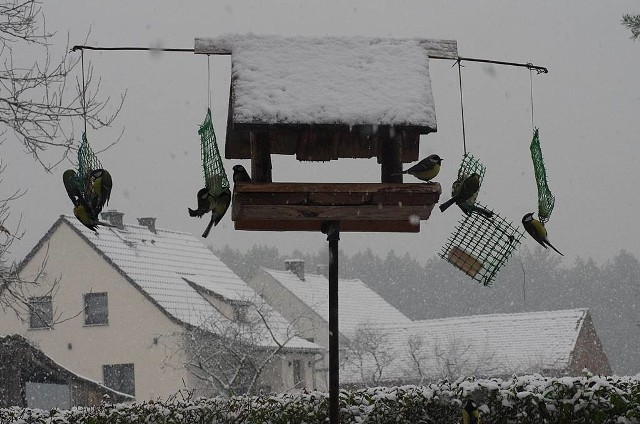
[231,182,441,232]
[194,37,458,59]
[379,126,403,183]
[250,131,272,182]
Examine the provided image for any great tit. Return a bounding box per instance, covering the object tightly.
[233,164,251,184]
[73,204,113,232]
[201,188,231,238]
[188,187,212,218]
[397,154,442,182]
[462,399,480,424]
[522,212,564,256]
[90,169,112,213]
[63,169,83,207]
[439,173,481,213]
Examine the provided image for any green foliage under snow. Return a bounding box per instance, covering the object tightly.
[2,374,640,423]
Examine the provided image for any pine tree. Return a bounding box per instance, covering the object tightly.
[622,14,640,40]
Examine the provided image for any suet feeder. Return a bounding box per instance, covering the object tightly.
[194,34,459,233]
[440,154,524,286]
[71,133,102,201]
[530,128,555,223]
[440,208,524,286]
[199,108,229,196]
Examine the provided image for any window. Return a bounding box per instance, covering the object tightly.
[103,363,135,396]
[29,296,53,329]
[84,292,108,325]
[293,359,304,388]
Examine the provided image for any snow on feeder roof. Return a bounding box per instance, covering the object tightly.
[195,34,457,161]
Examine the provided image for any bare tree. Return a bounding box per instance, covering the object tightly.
[622,13,640,40]
[175,296,308,397]
[343,323,394,387]
[0,0,124,170]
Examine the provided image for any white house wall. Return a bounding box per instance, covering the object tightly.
[0,222,190,401]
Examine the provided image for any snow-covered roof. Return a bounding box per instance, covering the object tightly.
[57,215,318,351]
[224,34,437,128]
[341,309,590,384]
[262,268,411,338]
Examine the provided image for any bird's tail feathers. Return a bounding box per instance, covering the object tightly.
[202,216,215,238]
[547,241,564,256]
[439,197,456,212]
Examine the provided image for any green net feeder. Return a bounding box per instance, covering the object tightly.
[71,132,102,201]
[449,153,486,213]
[530,128,554,223]
[199,108,229,196]
[440,209,524,286]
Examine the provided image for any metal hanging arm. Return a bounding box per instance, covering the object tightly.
[70,44,549,73]
[432,54,548,74]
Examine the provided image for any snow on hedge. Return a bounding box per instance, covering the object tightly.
[2,373,639,423]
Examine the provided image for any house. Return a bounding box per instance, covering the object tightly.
[247,261,611,388]
[341,308,612,387]
[0,334,133,409]
[0,211,319,403]
[247,259,412,389]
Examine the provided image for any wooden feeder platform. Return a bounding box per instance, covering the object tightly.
[232,182,441,232]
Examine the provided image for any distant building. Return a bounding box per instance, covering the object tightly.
[0,334,133,409]
[248,260,413,390]
[247,261,611,388]
[0,212,319,405]
[341,308,612,387]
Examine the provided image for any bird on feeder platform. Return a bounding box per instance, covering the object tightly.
[90,169,112,213]
[233,164,251,184]
[396,154,442,182]
[522,212,564,256]
[439,173,481,213]
[201,188,231,238]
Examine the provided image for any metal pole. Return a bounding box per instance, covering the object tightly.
[322,220,340,424]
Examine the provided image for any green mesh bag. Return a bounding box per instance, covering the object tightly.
[530,128,554,223]
[199,108,229,196]
[440,210,524,286]
[71,132,102,200]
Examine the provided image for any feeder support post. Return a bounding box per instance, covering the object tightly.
[321,220,340,424]
[379,125,403,183]
[250,130,272,182]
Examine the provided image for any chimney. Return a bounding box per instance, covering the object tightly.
[137,217,157,234]
[100,210,124,230]
[285,259,305,281]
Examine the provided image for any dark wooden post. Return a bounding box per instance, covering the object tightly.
[379,126,403,183]
[250,130,272,182]
[321,220,340,424]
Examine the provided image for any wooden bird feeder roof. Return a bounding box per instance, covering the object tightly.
[195,34,457,162]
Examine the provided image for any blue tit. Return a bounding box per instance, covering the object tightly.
[188,187,212,217]
[462,399,480,424]
[233,164,251,184]
[398,154,442,182]
[201,188,231,238]
[90,169,112,213]
[439,173,481,213]
[73,204,113,232]
[522,212,564,256]
[63,169,83,207]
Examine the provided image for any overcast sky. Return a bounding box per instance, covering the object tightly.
[3,1,640,269]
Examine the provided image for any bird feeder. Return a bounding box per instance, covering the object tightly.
[530,127,555,223]
[199,108,230,196]
[72,133,102,201]
[195,34,458,233]
[439,154,524,286]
